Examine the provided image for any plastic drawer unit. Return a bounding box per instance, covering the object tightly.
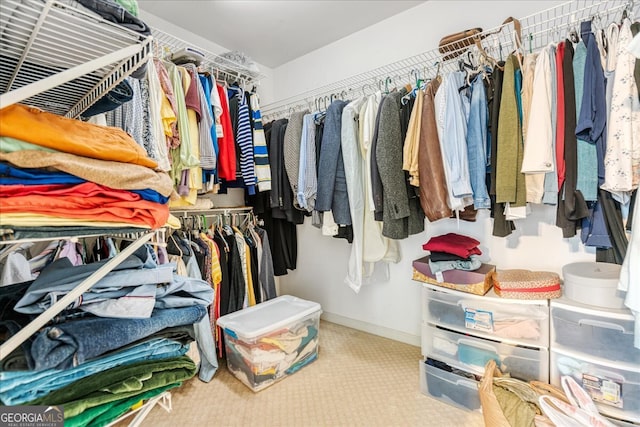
[216,295,322,392]
[419,358,481,412]
[551,347,640,423]
[422,286,549,348]
[422,324,549,382]
[551,299,639,364]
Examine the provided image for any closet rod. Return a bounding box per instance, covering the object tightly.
[170,206,253,217]
[0,228,158,245]
[0,230,155,359]
[261,0,634,120]
[151,28,266,83]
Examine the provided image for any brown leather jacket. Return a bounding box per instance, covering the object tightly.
[418,77,453,221]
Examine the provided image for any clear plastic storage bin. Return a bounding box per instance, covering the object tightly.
[422,324,549,382]
[551,300,639,364]
[420,358,481,412]
[216,295,322,392]
[422,286,549,347]
[551,348,639,423]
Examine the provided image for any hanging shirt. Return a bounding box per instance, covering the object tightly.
[573,38,598,202]
[153,59,180,150]
[146,59,171,172]
[496,55,526,208]
[316,100,351,225]
[576,20,607,185]
[360,92,382,211]
[603,18,640,202]
[543,44,559,205]
[164,61,199,186]
[522,47,552,204]
[250,94,272,192]
[283,111,308,204]
[198,74,219,179]
[466,74,491,209]
[435,71,473,212]
[297,113,317,211]
[341,97,367,292]
[557,40,589,238]
[555,42,567,191]
[234,90,257,194]
[402,89,423,186]
[216,83,237,181]
[183,66,215,171]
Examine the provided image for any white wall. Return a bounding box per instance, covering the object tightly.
[273,0,595,346]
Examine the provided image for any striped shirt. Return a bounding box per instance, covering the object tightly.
[250,94,271,192]
[233,90,257,194]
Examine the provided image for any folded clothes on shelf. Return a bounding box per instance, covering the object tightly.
[0,337,189,406]
[28,355,196,419]
[422,233,482,258]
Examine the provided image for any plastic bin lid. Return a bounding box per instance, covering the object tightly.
[562,262,621,287]
[216,295,322,340]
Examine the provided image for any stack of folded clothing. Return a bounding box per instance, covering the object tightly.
[0,244,218,425]
[421,233,482,274]
[413,233,495,295]
[0,104,177,238]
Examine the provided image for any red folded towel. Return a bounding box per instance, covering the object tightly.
[422,233,482,258]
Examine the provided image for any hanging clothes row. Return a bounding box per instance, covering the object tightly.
[167,210,277,357]
[255,13,639,292]
[84,52,272,208]
[258,81,425,292]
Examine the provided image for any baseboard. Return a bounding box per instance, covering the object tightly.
[320,312,420,347]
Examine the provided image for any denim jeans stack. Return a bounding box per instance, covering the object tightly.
[0,243,218,425]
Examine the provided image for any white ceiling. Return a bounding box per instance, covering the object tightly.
[138,1,425,68]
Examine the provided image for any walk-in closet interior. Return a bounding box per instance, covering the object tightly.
[1,0,639,426]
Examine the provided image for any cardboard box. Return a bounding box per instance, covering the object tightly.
[412,256,495,295]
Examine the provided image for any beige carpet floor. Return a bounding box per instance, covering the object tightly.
[139,321,484,427]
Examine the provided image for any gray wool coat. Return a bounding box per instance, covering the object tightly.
[375,90,420,239]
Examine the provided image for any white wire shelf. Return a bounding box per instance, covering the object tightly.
[0,0,152,118]
[261,0,636,119]
[152,28,266,84]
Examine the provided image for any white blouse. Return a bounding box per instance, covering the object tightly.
[602,18,640,203]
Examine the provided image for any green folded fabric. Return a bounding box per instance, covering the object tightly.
[65,384,179,427]
[114,0,139,16]
[29,356,196,418]
[493,383,537,427]
[0,136,58,153]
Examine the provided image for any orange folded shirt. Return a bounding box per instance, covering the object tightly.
[0,104,158,169]
[1,182,169,229]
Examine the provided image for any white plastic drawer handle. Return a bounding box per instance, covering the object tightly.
[578,319,626,332]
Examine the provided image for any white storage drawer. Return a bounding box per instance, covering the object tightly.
[422,287,549,348]
[551,302,639,364]
[420,358,481,412]
[551,348,640,423]
[422,324,549,382]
